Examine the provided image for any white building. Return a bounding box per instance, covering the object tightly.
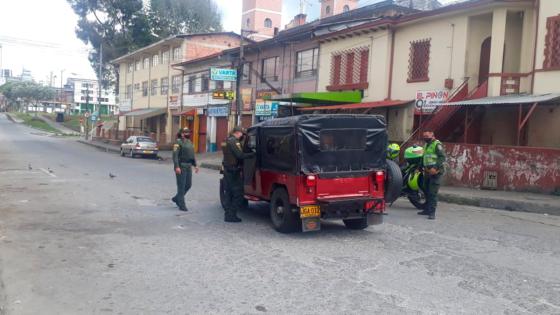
[66,78,117,115]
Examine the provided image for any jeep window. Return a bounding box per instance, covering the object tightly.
[320,129,366,151]
[260,128,295,172]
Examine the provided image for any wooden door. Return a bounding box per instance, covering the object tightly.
[478,37,492,85]
[198,115,207,153]
[216,117,229,148]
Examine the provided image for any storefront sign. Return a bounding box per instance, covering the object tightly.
[169,95,179,108]
[210,68,237,81]
[183,93,229,107]
[415,90,449,114]
[207,106,229,117]
[255,102,279,116]
[212,90,235,100]
[119,99,131,112]
[256,90,278,99]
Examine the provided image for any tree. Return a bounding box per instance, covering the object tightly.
[148,0,223,38]
[0,81,56,112]
[67,0,223,89]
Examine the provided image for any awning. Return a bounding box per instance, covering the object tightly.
[172,108,196,116]
[300,99,412,111]
[268,91,362,105]
[122,108,166,119]
[442,93,560,106]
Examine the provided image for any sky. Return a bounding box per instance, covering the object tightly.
[0,0,457,86]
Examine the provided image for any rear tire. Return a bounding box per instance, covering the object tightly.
[219,178,228,210]
[385,159,403,204]
[270,188,300,233]
[343,217,369,230]
[129,149,135,158]
[408,189,427,210]
[120,149,125,157]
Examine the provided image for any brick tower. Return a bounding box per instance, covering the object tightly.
[319,0,359,19]
[242,0,283,41]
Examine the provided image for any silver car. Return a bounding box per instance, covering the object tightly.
[120,136,159,158]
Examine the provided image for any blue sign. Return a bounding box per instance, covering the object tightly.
[210,68,237,82]
[91,111,99,121]
[207,106,229,117]
[255,102,279,116]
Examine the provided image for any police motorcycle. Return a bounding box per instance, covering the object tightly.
[386,144,428,210]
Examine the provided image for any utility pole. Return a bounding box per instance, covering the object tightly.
[85,85,90,140]
[98,43,103,116]
[235,29,257,127]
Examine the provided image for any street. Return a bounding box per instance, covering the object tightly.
[1,113,560,315]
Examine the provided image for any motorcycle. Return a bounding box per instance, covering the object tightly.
[387,144,428,210]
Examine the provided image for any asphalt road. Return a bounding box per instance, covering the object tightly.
[1,113,560,315]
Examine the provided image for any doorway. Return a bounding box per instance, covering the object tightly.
[478,36,492,86]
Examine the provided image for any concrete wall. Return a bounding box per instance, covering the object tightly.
[444,142,560,193]
[527,104,560,148]
[479,107,517,146]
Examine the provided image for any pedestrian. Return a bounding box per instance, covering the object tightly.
[172,127,199,211]
[418,129,446,220]
[221,126,255,222]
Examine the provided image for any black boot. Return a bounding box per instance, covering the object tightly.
[417,211,430,215]
[172,196,178,206]
[225,216,242,223]
[428,213,436,220]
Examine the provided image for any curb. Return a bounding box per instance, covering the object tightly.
[77,140,121,154]
[439,192,560,216]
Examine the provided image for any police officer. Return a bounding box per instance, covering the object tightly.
[418,129,446,220]
[222,126,255,222]
[172,127,199,211]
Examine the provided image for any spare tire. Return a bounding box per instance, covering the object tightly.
[385,159,403,204]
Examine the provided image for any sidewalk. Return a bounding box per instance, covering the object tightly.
[77,139,560,215]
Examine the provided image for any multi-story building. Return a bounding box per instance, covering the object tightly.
[66,78,117,115]
[112,33,242,145]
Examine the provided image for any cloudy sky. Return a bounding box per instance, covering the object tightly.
[0,0,457,85]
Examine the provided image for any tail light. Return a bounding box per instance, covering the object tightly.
[305,175,317,187]
[373,171,385,192]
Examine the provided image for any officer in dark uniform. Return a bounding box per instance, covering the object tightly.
[172,127,199,211]
[222,126,255,222]
[418,129,446,220]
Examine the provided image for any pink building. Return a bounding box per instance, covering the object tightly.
[242,0,282,41]
[319,0,359,18]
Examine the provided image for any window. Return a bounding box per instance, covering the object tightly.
[142,81,148,96]
[173,47,182,61]
[162,51,169,64]
[127,63,133,73]
[188,75,196,94]
[343,5,350,12]
[151,79,158,96]
[408,39,431,82]
[125,85,132,99]
[261,57,279,82]
[134,83,140,91]
[171,75,181,93]
[215,80,224,90]
[201,75,209,92]
[543,15,560,70]
[242,62,252,83]
[246,18,251,27]
[261,128,295,172]
[264,18,272,28]
[325,6,331,15]
[328,47,369,91]
[296,48,319,78]
[152,54,159,67]
[320,129,366,151]
[161,77,169,95]
[135,60,141,71]
[143,57,150,69]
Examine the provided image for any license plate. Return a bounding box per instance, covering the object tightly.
[300,205,321,218]
[143,150,153,154]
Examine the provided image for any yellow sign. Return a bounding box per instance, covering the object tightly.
[212,90,235,100]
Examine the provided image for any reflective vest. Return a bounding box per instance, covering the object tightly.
[423,140,442,168]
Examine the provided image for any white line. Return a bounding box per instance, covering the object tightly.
[39,168,57,178]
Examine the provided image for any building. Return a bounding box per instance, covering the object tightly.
[66,78,117,115]
[112,33,242,146]
[319,0,359,18]
[308,0,560,193]
[242,0,283,41]
[394,0,442,11]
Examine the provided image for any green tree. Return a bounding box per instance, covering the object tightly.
[0,81,56,112]
[67,0,223,89]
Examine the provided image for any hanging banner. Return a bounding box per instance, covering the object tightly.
[210,68,237,81]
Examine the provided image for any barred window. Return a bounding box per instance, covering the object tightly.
[151,79,158,96]
[127,63,133,73]
[543,15,560,70]
[171,75,181,93]
[328,47,369,90]
[162,51,169,65]
[161,78,169,95]
[408,39,431,82]
[125,85,132,99]
[262,57,279,82]
[143,57,150,69]
[135,60,141,71]
[142,81,148,97]
[173,47,182,61]
[152,54,159,67]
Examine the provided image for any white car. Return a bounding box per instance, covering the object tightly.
[120,136,159,158]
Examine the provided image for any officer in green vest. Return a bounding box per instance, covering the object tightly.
[172,127,199,211]
[222,126,255,222]
[418,129,446,220]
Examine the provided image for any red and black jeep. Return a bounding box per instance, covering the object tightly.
[221,114,400,233]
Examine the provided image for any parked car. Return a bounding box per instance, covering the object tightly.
[120,136,159,158]
[220,114,402,233]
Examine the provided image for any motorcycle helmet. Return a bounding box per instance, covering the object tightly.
[387,143,401,160]
[404,145,424,164]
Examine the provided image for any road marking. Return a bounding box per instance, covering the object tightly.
[39,168,57,178]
